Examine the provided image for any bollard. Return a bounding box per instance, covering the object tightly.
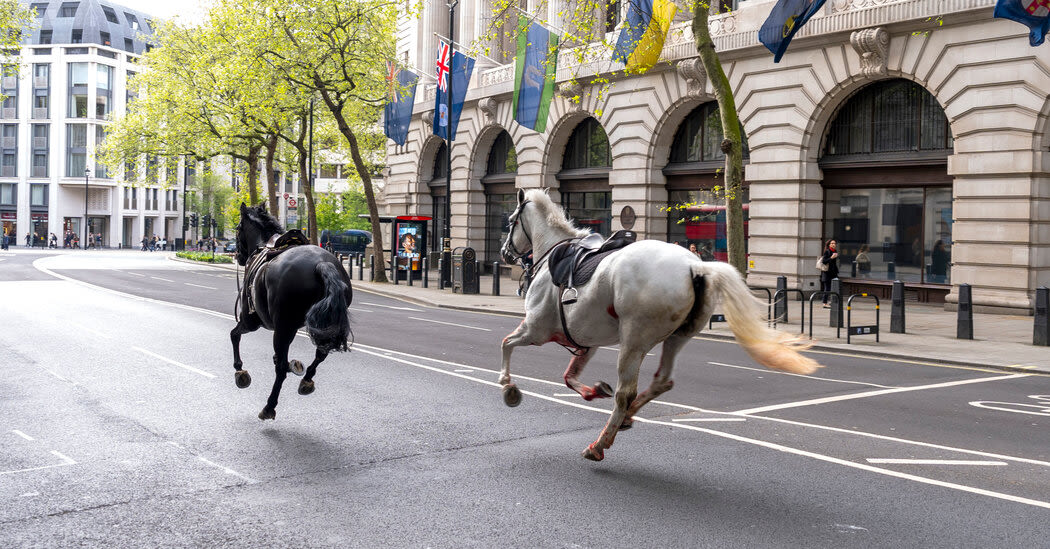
[851,261,857,278]
[369,255,374,281]
[890,280,906,334]
[476,259,482,292]
[392,256,398,285]
[774,276,788,322]
[957,283,973,340]
[357,255,363,280]
[492,261,500,296]
[408,262,414,286]
[887,261,896,279]
[830,277,843,328]
[437,257,444,289]
[1034,286,1048,346]
[423,257,429,288]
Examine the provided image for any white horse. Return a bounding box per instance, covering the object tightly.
[499,189,820,461]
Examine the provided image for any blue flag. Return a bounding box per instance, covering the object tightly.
[383,66,418,146]
[513,17,558,132]
[759,0,827,63]
[994,0,1050,46]
[434,49,475,141]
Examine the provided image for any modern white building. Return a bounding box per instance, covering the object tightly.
[386,0,1050,314]
[0,0,184,249]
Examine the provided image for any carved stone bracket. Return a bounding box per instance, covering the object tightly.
[676,58,707,97]
[850,27,890,77]
[420,108,434,133]
[478,97,498,123]
[557,81,583,112]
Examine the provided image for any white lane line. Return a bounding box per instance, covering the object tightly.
[123,271,146,277]
[184,283,218,290]
[866,459,1007,466]
[0,461,76,476]
[150,276,174,282]
[72,322,111,339]
[133,347,216,379]
[349,307,374,313]
[453,369,475,373]
[0,258,6,262]
[11,429,34,441]
[50,450,76,465]
[348,345,1050,510]
[708,361,897,389]
[671,418,747,423]
[600,346,654,357]
[360,301,421,311]
[45,369,69,382]
[553,393,578,397]
[733,373,1030,415]
[407,316,491,331]
[196,456,258,483]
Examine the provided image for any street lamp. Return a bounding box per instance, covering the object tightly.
[83,167,90,250]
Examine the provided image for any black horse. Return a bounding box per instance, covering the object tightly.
[232,203,353,420]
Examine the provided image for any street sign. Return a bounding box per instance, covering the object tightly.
[288,198,297,208]
[287,214,298,225]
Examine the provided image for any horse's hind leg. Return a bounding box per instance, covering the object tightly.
[562,348,612,401]
[619,334,689,431]
[231,321,257,389]
[582,344,646,462]
[297,348,328,396]
[499,320,531,407]
[259,327,296,420]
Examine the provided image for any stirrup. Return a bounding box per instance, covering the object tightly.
[561,287,579,305]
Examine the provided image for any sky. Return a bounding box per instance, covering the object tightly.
[110,0,209,24]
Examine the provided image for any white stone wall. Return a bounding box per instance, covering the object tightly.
[389,0,1050,310]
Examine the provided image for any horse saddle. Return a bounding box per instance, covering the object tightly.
[244,230,311,316]
[550,230,637,304]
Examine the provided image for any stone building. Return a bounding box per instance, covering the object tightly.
[386,0,1050,314]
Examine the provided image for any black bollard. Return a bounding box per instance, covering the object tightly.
[1034,286,1048,346]
[890,280,906,334]
[392,256,398,285]
[437,257,444,289]
[775,276,788,322]
[407,262,414,286]
[492,261,500,296]
[423,257,429,288]
[830,277,843,328]
[369,255,374,281]
[957,283,973,340]
[357,255,363,280]
[887,261,896,279]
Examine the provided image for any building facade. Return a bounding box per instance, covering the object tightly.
[386,0,1050,314]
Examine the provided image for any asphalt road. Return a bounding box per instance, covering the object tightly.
[2,249,1049,548]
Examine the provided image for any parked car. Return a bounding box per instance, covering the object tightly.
[223,241,237,253]
[320,229,372,255]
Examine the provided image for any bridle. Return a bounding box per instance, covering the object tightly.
[504,200,532,264]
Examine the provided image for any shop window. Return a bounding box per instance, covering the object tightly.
[563,118,610,170]
[561,191,611,236]
[824,79,952,158]
[667,188,749,262]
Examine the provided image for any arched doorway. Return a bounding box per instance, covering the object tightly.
[558,117,611,235]
[482,130,517,264]
[428,142,448,256]
[819,79,953,302]
[664,101,749,261]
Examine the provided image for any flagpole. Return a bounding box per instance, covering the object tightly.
[432,32,503,65]
[509,5,583,42]
[441,0,458,290]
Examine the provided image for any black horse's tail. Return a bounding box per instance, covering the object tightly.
[305,261,351,353]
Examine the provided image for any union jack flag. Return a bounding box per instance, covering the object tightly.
[386,60,398,99]
[435,40,451,92]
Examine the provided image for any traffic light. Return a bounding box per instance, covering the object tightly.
[189,213,198,227]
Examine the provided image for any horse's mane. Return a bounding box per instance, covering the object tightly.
[245,204,283,237]
[523,189,590,238]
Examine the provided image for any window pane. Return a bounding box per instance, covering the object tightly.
[69,63,88,85]
[31,184,45,206]
[702,105,724,161]
[587,123,610,167]
[66,152,85,177]
[667,189,749,261]
[0,183,12,203]
[484,192,516,263]
[68,123,86,147]
[920,92,949,150]
[824,188,924,283]
[561,191,611,235]
[924,188,953,284]
[97,65,112,90]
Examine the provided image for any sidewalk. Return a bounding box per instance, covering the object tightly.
[339,264,1049,374]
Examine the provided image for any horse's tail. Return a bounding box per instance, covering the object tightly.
[305,261,351,353]
[690,261,820,375]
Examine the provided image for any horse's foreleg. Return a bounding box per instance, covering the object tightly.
[230,322,255,389]
[583,345,645,462]
[259,328,296,420]
[298,348,328,396]
[562,348,611,401]
[619,334,689,431]
[499,321,531,407]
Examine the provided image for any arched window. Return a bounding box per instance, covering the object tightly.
[558,118,611,235]
[483,131,517,264]
[665,102,749,260]
[820,79,954,294]
[429,142,447,254]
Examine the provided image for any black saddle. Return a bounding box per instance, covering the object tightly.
[549,230,637,303]
[242,230,311,317]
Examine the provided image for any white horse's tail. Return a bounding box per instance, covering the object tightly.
[692,262,821,375]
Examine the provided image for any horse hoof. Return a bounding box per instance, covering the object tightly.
[595,381,614,399]
[619,417,634,431]
[258,408,276,420]
[288,360,305,377]
[298,380,315,395]
[582,445,604,462]
[502,384,522,407]
[234,370,252,389]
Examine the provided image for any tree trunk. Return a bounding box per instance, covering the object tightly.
[264,134,279,215]
[693,2,746,275]
[297,150,317,244]
[319,89,388,283]
[246,144,261,207]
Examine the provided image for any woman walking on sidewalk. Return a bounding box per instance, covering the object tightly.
[819,239,839,307]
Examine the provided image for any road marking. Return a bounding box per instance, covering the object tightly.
[553,393,578,397]
[11,429,34,441]
[407,316,490,331]
[708,361,897,389]
[45,369,69,382]
[150,276,174,282]
[196,456,257,483]
[600,346,654,357]
[671,418,747,423]
[454,369,475,373]
[124,271,146,277]
[184,283,217,290]
[133,347,216,379]
[866,459,1007,466]
[349,307,374,313]
[970,395,1050,416]
[733,373,1030,415]
[72,322,111,339]
[50,450,76,465]
[361,301,421,311]
[0,450,77,476]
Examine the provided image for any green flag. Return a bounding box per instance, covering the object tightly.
[513,15,558,133]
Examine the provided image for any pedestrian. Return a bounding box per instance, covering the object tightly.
[855,244,871,275]
[700,243,714,261]
[95,232,102,250]
[1,229,8,250]
[141,235,148,251]
[818,238,839,307]
[160,237,167,251]
[49,232,57,248]
[72,234,79,249]
[688,243,701,259]
[24,232,31,247]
